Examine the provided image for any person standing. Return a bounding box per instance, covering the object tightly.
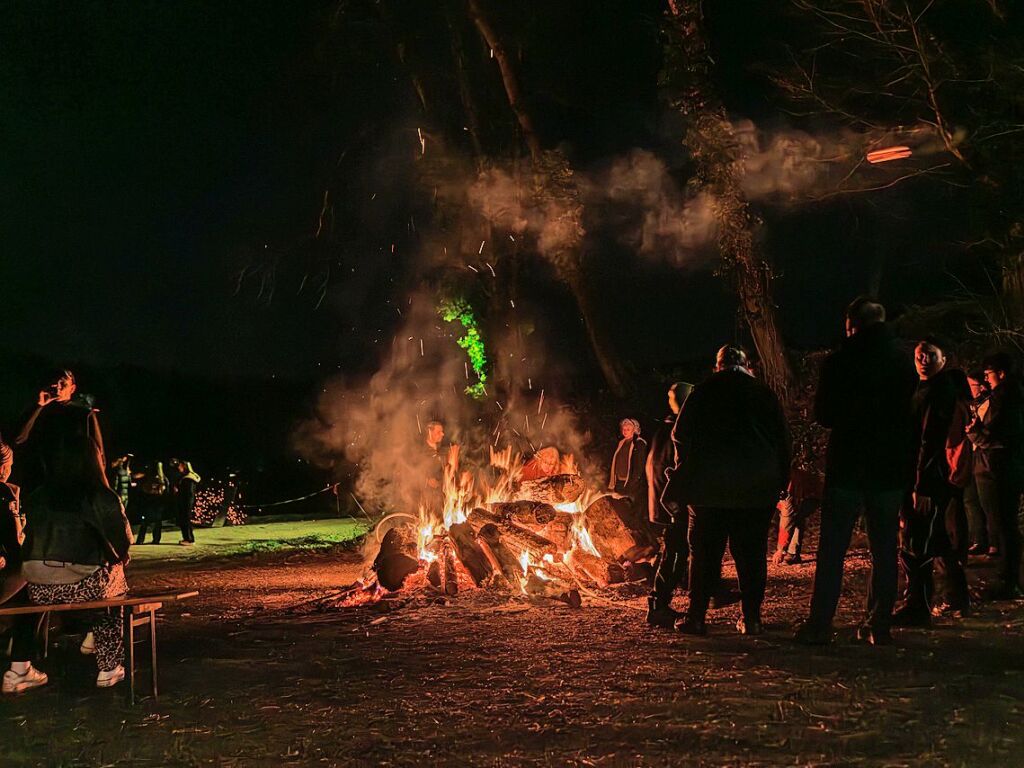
[968,352,1024,599]
[608,419,647,499]
[964,370,995,556]
[894,337,972,625]
[665,347,791,636]
[422,420,458,520]
[173,460,200,546]
[109,455,132,515]
[795,299,917,646]
[646,382,694,628]
[135,461,169,545]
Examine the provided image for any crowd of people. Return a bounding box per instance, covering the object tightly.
[640,297,1023,644]
[0,370,203,694]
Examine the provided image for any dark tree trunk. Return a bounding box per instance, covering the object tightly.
[662,1,797,406]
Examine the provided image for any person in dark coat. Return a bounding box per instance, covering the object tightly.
[664,346,791,636]
[608,418,649,537]
[134,461,169,545]
[968,352,1024,599]
[795,298,918,646]
[173,460,200,546]
[13,370,109,496]
[964,370,995,555]
[646,381,694,628]
[894,337,972,625]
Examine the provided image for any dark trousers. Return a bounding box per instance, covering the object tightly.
[807,486,902,629]
[651,515,689,604]
[899,490,969,611]
[136,498,164,544]
[177,508,195,543]
[687,506,774,624]
[985,455,1023,589]
[964,475,997,551]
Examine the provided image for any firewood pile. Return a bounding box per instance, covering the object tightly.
[365,473,656,610]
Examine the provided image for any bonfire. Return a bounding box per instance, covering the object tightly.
[348,448,656,609]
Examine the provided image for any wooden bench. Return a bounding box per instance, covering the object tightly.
[0,590,198,704]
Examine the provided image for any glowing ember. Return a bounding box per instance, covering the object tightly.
[867,145,912,164]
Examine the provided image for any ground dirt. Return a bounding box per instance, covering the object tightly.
[1,534,1023,767]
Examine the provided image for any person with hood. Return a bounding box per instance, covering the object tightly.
[664,346,791,636]
[645,381,694,628]
[173,460,201,546]
[795,299,917,646]
[968,351,1024,599]
[15,369,133,689]
[894,337,972,625]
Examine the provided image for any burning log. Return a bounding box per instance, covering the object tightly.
[442,539,459,596]
[582,496,640,561]
[524,571,582,608]
[426,559,442,589]
[467,507,558,557]
[477,523,525,586]
[373,525,420,592]
[448,522,494,586]
[516,473,585,504]
[489,501,577,552]
[564,547,625,587]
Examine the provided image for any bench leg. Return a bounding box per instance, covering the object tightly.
[148,609,158,699]
[123,609,135,706]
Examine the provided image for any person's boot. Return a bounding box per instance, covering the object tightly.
[645,595,682,630]
[736,616,764,636]
[855,623,893,646]
[674,613,707,636]
[891,604,931,627]
[793,620,833,645]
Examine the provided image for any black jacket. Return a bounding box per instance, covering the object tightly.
[646,414,677,524]
[22,485,132,567]
[968,377,1024,481]
[13,398,108,495]
[815,324,917,492]
[911,368,970,497]
[665,369,791,509]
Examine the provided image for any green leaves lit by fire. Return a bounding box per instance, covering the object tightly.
[439,298,488,399]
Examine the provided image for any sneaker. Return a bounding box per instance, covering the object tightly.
[179,540,194,546]
[968,543,987,556]
[80,632,95,655]
[783,553,803,565]
[646,596,683,629]
[674,616,707,636]
[2,665,48,694]
[96,666,125,688]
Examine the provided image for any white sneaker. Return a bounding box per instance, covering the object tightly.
[80,631,95,655]
[2,665,49,694]
[96,665,125,688]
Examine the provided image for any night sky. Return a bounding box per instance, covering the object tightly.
[3,1,340,377]
[1,2,998,387]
